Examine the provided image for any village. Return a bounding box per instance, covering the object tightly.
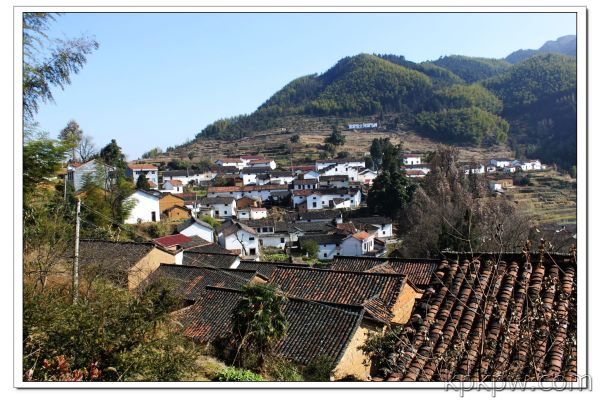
[56,144,578,382]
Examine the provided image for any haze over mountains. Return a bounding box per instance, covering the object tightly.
[173,36,576,169]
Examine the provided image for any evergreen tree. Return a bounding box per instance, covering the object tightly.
[59,120,83,161]
[100,139,126,169]
[136,173,151,190]
[231,284,288,368]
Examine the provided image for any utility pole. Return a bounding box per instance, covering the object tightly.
[63,173,67,202]
[73,198,81,303]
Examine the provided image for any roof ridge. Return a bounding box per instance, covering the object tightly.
[277,265,408,278]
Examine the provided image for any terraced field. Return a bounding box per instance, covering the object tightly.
[504,171,577,226]
[147,115,513,166]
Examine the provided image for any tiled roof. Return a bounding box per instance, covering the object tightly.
[178,286,365,365]
[294,179,318,185]
[144,264,255,301]
[380,253,577,382]
[299,234,346,245]
[182,250,239,269]
[329,256,438,286]
[292,221,336,234]
[176,217,213,232]
[297,210,342,221]
[128,163,157,170]
[168,179,183,186]
[346,216,392,226]
[321,175,349,181]
[218,158,243,163]
[269,266,406,310]
[292,190,313,196]
[316,158,363,164]
[236,261,307,280]
[199,196,236,205]
[208,185,289,193]
[73,240,162,286]
[185,242,234,255]
[218,221,258,237]
[153,234,191,248]
[352,231,373,240]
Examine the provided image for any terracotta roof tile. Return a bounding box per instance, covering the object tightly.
[378,253,577,382]
[177,286,365,365]
[329,256,438,286]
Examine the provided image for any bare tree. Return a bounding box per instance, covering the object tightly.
[77,135,97,162]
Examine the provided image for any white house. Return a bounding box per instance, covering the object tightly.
[125,190,161,223]
[293,179,319,190]
[127,164,159,186]
[207,185,290,202]
[250,207,268,220]
[218,222,260,257]
[300,234,346,260]
[303,170,321,181]
[357,169,378,186]
[67,159,116,192]
[490,158,515,168]
[348,122,378,130]
[305,188,362,211]
[402,154,422,166]
[486,165,497,173]
[319,175,350,188]
[463,164,485,175]
[517,160,543,171]
[247,159,276,170]
[161,179,184,194]
[340,232,375,257]
[268,171,294,185]
[348,217,393,239]
[315,159,365,172]
[162,169,214,186]
[176,218,215,243]
[200,196,237,218]
[216,158,245,170]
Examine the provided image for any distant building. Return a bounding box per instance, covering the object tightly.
[67,159,116,192]
[348,122,378,129]
[402,154,422,166]
[126,163,159,186]
[125,190,161,223]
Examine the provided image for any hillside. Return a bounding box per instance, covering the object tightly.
[483,53,576,167]
[505,35,576,64]
[163,38,576,169]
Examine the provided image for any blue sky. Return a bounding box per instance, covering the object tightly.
[32,12,576,159]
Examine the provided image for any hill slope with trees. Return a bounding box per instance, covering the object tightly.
[176,38,576,169]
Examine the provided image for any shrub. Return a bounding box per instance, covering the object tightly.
[301,240,319,259]
[263,356,303,382]
[23,280,198,382]
[302,356,336,381]
[212,367,264,382]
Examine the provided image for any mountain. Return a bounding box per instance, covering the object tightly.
[177,39,576,169]
[505,35,576,64]
[196,53,508,146]
[429,55,512,83]
[483,53,576,166]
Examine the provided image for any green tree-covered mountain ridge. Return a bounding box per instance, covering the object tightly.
[185,38,576,168]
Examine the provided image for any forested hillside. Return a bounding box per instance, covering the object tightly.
[483,53,577,167]
[181,39,576,169]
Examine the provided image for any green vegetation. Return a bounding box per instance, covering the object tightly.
[433,83,503,114]
[213,367,264,382]
[325,126,345,146]
[200,215,221,229]
[431,55,511,83]
[23,13,99,122]
[136,173,151,190]
[230,284,288,368]
[367,141,414,217]
[301,239,319,259]
[415,106,509,145]
[483,53,576,168]
[23,281,198,381]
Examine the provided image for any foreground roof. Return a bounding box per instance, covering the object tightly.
[236,261,308,280]
[329,256,438,286]
[182,250,239,269]
[269,266,406,311]
[178,286,365,365]
[381,253,577,382]
[143,264,256,301]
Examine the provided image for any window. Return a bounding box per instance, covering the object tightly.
[223,210,227,215]
[151,211,156,222]
[312,202,317,208]
[249,237,255,241]
[280,238,285,243]
[249,248,256,255]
